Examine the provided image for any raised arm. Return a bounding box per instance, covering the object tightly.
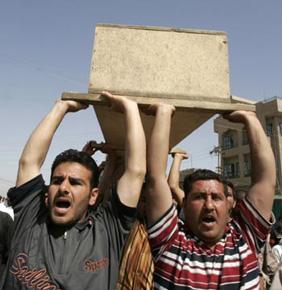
[82,140,116,205]
[100,92,146,207]
[99,151,118,205]
[224,110,276,220]
[145,103,175,226]
[16,100,88,187]
[168,148,188,208]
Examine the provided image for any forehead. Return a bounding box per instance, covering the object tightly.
[52,162,91,179]
[190,179,225,194]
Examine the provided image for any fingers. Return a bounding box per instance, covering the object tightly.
[100,92,176,118]
[61,99,89,112]
[143,104,159,115]
[173,152,189,159]
[100,91,114,104]
[170,147,187,155]
[143,103,175,116]
[78,102,89,110]
[222,110,256,124]
[82,141,99,156]
[100,91,133,113]
[82,140,116,156]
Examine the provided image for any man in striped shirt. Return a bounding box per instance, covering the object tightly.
[145,105,276,289]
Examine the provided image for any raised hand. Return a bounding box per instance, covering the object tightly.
[100,91,136,113]
[170,147,189,160]
[56,99,88,113]
[223,110,257,124]
[82,140,101,156]
[83,140,116,154]
[143,103,175,116]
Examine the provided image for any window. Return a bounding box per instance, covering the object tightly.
[266,123,273,136]
[243,154,251,177]
[266,118,273,136]
[223,135,234,150]
[222,130,238,150]
[223,158,240,179]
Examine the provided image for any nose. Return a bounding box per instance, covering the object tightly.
[204,196,215,210]
[59,179,70,194]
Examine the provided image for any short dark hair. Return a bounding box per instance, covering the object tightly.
[273,223,282,239]
[51,149,99,188]
[183,169,227,197]
[223,180,235,192]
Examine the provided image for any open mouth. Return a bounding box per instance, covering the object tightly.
[54,199,71,214]
[56,200,71,208]
[202,216,216,225]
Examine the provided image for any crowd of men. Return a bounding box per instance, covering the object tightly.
[0,91,282,289]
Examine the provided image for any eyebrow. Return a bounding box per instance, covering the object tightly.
[51,175,64,181]
[191,191,225,197]
[69,176,85,184]
[51,175,85,184]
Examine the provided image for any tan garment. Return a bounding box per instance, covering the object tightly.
[270,263,282,290]
[116,221,154,290]
[259,236,279,289]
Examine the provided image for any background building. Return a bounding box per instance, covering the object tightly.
[214,96,282,218]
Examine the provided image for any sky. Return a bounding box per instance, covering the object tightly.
[1,0,282,194]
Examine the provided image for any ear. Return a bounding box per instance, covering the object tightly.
[89,188,99,206]
[232,200,237,209]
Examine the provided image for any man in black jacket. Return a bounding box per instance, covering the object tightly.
[1,92,146,290]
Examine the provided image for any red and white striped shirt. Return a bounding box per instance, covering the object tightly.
[148,198,272,290]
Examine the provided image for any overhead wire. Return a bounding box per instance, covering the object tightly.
[0,54,86,86]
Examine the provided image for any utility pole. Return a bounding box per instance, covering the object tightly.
[210,146,221,174]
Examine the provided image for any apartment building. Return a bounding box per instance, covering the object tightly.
[214,96,282,218]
